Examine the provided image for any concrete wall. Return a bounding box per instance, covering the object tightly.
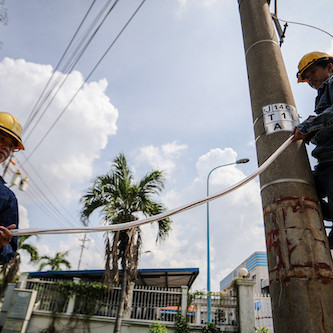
[27,311,209,333]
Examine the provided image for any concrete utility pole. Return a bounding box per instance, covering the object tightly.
[237,1,333,332]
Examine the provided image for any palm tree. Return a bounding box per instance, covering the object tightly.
[80,153,172,333]
[1,235,40,297]
[38,251,71,271]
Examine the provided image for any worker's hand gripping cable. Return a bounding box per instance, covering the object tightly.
[12,136,294,236]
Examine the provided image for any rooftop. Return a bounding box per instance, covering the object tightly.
[27,267,199,289]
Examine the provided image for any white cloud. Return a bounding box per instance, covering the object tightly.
[18,205,30,229]
[195,148,238,180]
[135,141,187,176]
[162,141,187,157]
[0,57,118,204]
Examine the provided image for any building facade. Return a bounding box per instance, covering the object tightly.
[219,251,269,295]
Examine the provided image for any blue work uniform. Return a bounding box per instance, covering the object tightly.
[296,75,333,165]
[0,176,19,264]
[296,75,333,246]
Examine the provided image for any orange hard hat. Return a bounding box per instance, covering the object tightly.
[0,112,24,150]
[297,51,333,83]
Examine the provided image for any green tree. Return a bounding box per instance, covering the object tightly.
[38,251,71,271]
[80,153,172,333]
[1,235,40,296]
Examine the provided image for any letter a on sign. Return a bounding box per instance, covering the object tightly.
[274,123,282,130]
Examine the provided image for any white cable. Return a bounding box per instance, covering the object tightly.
[12,136,294,236]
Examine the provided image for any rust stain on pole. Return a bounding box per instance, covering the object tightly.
[264,197,333,285]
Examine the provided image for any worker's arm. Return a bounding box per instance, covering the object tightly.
[0,224,16,248]
[0,188,19,264]
[291,127,308,142]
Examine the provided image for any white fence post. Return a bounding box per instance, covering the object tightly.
[66,277,80,315]
[235,279,256,333]
[181,286,188,317]
[17,272,29,289]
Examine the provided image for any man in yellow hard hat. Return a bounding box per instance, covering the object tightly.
[292,51,333,248]
[0,112,24,264]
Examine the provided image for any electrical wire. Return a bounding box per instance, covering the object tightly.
[4,156,80,229]
[22,185,73,229]
[271,14,333,38]
[23,0,98,134]
[1,167,69,227]
[14,157,80,228]
[7,154,80,229]
[23,0,119,141]
[12,135,294,236]
[23,0,147,162]
[20,179,78,229]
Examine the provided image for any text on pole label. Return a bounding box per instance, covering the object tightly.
[262,103,299,135]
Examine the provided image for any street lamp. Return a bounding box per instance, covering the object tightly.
[206,158,249,323]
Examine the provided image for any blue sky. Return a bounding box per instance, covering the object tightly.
[0,0,332,291]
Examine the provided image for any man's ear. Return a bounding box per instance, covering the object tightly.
[327,62,333,74]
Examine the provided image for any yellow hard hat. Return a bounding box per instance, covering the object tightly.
[0,112,24,150]
[297,51,333,83]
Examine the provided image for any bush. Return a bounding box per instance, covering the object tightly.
[202,322,220,333]
[149,321,168,333]
[254,327,271,333]
[175,312,189,333]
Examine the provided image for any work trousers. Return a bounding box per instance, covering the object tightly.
[313,162,333,248]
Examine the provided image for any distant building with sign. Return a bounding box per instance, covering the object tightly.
[219,251,269,295]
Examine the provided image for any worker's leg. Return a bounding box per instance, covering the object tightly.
[313,163,333,248]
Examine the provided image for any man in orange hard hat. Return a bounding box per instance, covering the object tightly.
[292,51,333,248]
[0,112,24,264]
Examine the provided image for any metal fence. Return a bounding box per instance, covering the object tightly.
[26,278,69,313]
[24,278,239,329]
[191,293,238,328]
[26,279,184,321]
[132,285,182,321]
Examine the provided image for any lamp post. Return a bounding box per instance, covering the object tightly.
[206,158,249,323]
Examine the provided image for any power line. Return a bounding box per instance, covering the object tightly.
[22,184,73,229]
[23,0,98,133]
[2,165,72,228]
[23,0,119,141]
[6,155,80,229]
[24,0,147,162]
[15,156,80,226]
[271,14,333,39]
[6,161,106,257]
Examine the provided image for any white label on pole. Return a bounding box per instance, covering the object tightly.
[262,103,299,135]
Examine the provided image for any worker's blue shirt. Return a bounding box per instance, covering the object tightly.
[297,75,333,165]
[0,176,19,265]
